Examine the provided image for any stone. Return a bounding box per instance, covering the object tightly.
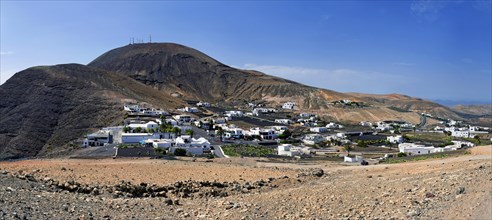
[164,198,173,205]
[311,168,324,177]
[425,192,435,198]
[456,187,465,195]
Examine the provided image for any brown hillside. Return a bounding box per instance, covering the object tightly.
[0,64,182,160]
[348,93,463,120]
[88,43,352,108]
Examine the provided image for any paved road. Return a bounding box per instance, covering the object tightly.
[418,114,427,129]
[213,146,229,158]
[70,144,117,158]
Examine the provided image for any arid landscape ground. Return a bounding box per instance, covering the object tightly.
[0,146,490,219]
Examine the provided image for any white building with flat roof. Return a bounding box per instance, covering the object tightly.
[310,127,328,133]
[282,102,296,110]
[128,121,158,131]
[121,133,160,144]
[387,135,404,144]
[173,115,192,124]
[303,134,325,145]
[451,130,471,138]
[398,143,443,155]
[277,144,303,157]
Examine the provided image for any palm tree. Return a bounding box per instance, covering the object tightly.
[185,129,194,137]
[216,127,224,142]
[172,127,181,137]
[343,144,353,157]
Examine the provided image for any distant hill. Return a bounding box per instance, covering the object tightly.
[0,42,472,159]
[347,93,463,120]
[452,104,492,117]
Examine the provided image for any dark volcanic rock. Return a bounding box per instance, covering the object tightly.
[0,64,180,159]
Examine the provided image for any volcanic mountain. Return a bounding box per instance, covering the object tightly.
[0,42,466,159]
[88,43,351,107]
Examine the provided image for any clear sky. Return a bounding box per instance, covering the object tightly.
[1,1,491,104]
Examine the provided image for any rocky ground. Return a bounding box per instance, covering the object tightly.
[0,146,491,219]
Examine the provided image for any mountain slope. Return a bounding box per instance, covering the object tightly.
[88,43,463,122]
[0,43,469,159]
[0,64,182,160]
[452,104,492,116]
[88,43,352,107]
[348,93,463,120]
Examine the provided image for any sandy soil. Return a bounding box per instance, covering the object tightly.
[0,146,491,219]
[0,157,296,185]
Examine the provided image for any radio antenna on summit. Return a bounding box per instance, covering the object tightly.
[149,34,152,43]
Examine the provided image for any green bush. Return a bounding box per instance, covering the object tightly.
[397,152,407,157]
[222,144,275,157]
[174,148,187,156]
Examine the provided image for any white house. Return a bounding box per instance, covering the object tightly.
[299,113,316,118]
[376,123,391,131]
[450,140,475,148]
[268,126,289,134]
[224,128,244,139]
[150,139,175,149]
[128,121,159,131]
[196,101,211,107]
[82,130,113,147]
[183,106,199,113]
[326,122,343,129]
[387,135,404,144]
[398,143,442,155]
[170,136,211,155]
[139,108,167,116]
[303,134,325,145]
[225,111,243,117]
[277,144,302,157]
[282,102,296,110]
[212,117,226,124]
[360,121,372,127]
[310,127,328,133]
[121,133,160,144]
[173,115,192,124]
[124,105,140,113]
[275,119,292,125]
[451,130,471,138]
[248,128,276,140]
[344,155,364,163]
[253,108,277,115]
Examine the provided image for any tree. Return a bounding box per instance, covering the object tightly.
[474,135,481,145]
[134,127,143,133]
[123,126,131,133]
[216,127,224,142]
[277,129,292,139]
[172,127,181,137]
[343,144,353,157]
[185,129,194,137]
[356,140,368,148]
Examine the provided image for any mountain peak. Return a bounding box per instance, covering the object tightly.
[89,42,223,71]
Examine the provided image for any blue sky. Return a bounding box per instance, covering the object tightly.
[1,1,491,104]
